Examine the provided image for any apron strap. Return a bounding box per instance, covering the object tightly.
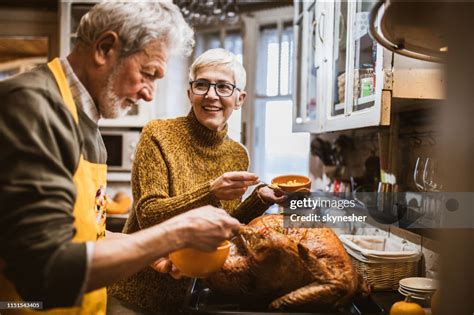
[47,58,79,124]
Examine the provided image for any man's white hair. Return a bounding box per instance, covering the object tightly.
[189,48,246,90]
[76,1,194,57]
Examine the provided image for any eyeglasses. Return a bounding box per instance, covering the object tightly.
[189,80,240,97]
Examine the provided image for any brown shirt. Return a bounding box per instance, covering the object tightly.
[0,65,106,309]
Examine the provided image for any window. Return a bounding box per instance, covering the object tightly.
[194,31,221,55]
[253,23,310,183]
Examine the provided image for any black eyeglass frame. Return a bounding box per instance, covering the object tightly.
[189,80,241,97]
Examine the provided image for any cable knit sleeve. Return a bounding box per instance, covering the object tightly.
[231,186,271,224]
[131,123,221,229]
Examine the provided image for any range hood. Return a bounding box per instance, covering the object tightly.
[369,0,449,63]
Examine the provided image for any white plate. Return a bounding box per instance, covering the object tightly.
[398,286,433,297]
[398,287,430,300]
[399,277,439,291]
[400,284,436,294]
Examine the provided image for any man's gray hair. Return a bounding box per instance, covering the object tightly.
[76,1,194,57]
[189,48,246,90]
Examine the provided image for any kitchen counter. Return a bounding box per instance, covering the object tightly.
[106,289,432,314]
[371,291,432,315]
[371,291,401,312]
[179,279,433,315]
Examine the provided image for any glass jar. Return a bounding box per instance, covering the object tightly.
[359,68,374,98]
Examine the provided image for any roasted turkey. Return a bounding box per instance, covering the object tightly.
[206,214,370,310]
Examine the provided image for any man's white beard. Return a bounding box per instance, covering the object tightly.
[99,69,133,119]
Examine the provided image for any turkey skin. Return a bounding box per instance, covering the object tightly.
[206,214,370,310]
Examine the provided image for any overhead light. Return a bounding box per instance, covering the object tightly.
[174,0,241,26]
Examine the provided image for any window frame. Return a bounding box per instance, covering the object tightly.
[240,6,302,174]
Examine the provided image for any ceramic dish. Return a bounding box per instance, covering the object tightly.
[399,277,439,291]
[270,175,311,193]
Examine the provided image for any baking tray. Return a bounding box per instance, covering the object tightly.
[183,279,385,315]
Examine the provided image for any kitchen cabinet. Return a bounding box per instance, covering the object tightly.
[59,1,155,128]
[293,0,387,134]
[292,1,322,132]
[293,1,444,134]
[0,57,47,80]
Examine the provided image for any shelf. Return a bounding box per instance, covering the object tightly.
[354,94,375,106]
[391,69,445,100]
[0,57,47,72]
[333,94,375,112]
[334,102,344,111]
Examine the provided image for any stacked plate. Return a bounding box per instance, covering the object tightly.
[398,277,439,300]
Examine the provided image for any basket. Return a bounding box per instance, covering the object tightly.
[339,235,421,291]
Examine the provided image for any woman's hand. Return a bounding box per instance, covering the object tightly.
[210,171,259,200]
[257,186,286,205]
[151,257,184,279]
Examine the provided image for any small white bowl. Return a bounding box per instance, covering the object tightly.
[399,277,439,291]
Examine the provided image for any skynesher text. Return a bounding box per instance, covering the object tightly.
[290,213,367,223]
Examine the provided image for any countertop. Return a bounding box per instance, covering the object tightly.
[179,282,433,315]
[371,291,432,315]
[107,289,432,314]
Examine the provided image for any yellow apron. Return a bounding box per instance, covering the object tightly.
[0,58,107,314]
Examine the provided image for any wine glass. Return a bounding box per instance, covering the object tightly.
[423,158,443,227]
[412,157,428,223]
[413,157,427,191]
[423,158,443,192]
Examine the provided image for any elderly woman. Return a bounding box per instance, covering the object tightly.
[109,48,284,312]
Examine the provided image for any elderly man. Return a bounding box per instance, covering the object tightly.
[0,2,239,315]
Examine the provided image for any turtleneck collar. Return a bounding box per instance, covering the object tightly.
[186,109,228,146]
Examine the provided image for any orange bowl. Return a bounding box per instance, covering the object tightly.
[169,241,230,278]
[271,174,311,193]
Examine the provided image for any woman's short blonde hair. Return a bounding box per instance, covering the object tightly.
[189,48,246,90]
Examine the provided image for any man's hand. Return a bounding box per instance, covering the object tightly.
[210,171,259,200]
[162,206,241,252]
[149,206,240,279]
[151,257,183,279]
[87,206,239,292]
[257,186,286,205]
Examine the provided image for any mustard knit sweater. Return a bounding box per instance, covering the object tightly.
[109,110,270,312]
